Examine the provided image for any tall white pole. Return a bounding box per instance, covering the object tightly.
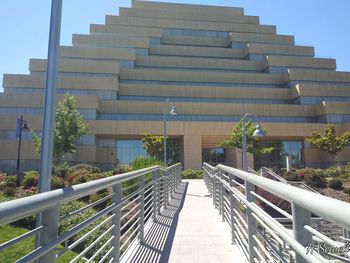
[242,126,248,171]
[36,0,62,256]
[163,104,167,167]
[39,0,62,193]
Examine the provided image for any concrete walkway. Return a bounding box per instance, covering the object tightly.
[168,180,245,263]
[123,179,246,263]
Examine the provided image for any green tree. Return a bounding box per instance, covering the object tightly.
[140,133,166,160]
[32,94,89,162]
[305,124,350,163]
[218,120,273,155]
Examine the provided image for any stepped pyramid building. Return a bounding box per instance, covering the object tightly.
[1,0,350,172]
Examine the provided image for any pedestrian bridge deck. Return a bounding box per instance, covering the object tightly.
[122,180,246,263]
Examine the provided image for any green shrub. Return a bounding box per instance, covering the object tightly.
[296,168,324,178]
[343,188,350,195]
[283,171,301,182]
[51,176,65,190]
[181,169,203,179]
[323,164,350,178]
[68,174,90,185]
[23,171,39,188]
[131,156,163,171]
[328,179,343,190]
[303,173,327,188]
[4,176,17,188]
[0,193,12,203]
[338,173,350,181]
[112,166,131,175]
[0,174,7,191]
[59,201,111,260]
[53,162,71,178]
[70,163,100,174]
[3,186,15,196]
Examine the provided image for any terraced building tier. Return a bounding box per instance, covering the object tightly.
[1,0,350,172]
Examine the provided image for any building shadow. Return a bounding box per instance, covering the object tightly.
[122,182,188,263]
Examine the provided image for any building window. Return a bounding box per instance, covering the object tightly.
[202,148,226,166]
[116,138,182,166]
[254,141,304,171]
[116,140,148,166]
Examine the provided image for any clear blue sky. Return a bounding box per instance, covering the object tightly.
[1,0,350,91]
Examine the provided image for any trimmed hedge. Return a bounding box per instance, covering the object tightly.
[343,188,350,195]
[181,169,203,179]
[328,179,343,190]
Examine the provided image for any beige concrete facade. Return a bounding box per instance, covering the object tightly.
[1,0,350,172]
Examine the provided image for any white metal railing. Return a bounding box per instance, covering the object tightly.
[258,167,319,194]
[203,162,350,263]
[0,163,182,262]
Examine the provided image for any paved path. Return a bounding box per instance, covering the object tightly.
[123,180,246,263]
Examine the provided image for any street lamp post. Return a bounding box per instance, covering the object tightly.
[16,115,29,186]
[241,113,265,263]
[241,113,265,171]
[163,99,178,167]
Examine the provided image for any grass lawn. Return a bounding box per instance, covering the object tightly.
[0,225,86,262]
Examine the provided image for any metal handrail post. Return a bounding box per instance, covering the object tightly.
[165,170,169,207]
[152,170,158,221]
[219,170,225,221]
[210,170,213,198]
[38,205,59,262]
[111,183,122,263]
[245,180,258,262]
[138,175,145,243]
[213,171,217,207]
[292,203,312,263]
[172,168,176,195]
[170,168,173,198]
[157,171,161,215]
[229,173,236,243]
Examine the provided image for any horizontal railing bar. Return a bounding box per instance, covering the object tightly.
[120,211,140,233]
[144,196,153,209]
[250,190,292,220]
[0,225,43,251]
[258,232,289,263]
[98,246,113,263]
[16,200,120,263]
[87,235,114,263]
[71,225,114,263]
[60,193,114,221]
[234,221,248,241]
[304,225,342,248]
[252,234,275,263]
[120,225,140,251]
[252,213,283,245]
[327,252,350,262]
[144,203,153,217]
[121,203,140,222]
[233,208,248,228]
[210,170,327,263]
[0,165,160,225]
[249,203,327,263]
[121,189,142,205]
[234,216,248,239]
[235,237,249,260]
[121,198,139,211]
[217,163,350,230]
[66,214,114,254]
[234,229,249,255]
[275,217,323,223]
[122,182,140,193]
[253,246,266,263]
